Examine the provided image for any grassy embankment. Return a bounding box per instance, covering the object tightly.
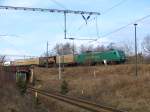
[34,64,150,112]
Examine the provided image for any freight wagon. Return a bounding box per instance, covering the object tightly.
[12,58,39,66]
[56,54,74,65]
[39,56,56,67]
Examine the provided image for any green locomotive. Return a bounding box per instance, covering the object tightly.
[75,50,126,65]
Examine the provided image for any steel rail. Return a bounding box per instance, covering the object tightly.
[28,87,127,112]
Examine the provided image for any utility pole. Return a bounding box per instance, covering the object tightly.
[73,39,75,56]
[134,24,138,77]
[61,47,65,71]
[72,39,76,63]
[64,12,67,39]
[58,45,61,80]
[46,41,49,68]
[70,38,75,56]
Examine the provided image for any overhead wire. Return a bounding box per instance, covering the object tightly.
[0,54,37,58]
[70,16,96,34]
[50,0,80,37]
[49,0,77,38]
[95,16,100,38]
[50,0,101,40]
[49,0,68,10]
[0,34,19,38]
[0,35,32,57]
[66,37,97,41]
[102,0,128,15]
[49,0,70,34]
[71,0,128,39]
[95,0,128,38]
[101,14,150,38]
[0,35,35,59]
[68,16,98,40]
[88,13,150,45]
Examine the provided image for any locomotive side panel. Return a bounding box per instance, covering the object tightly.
[75,50,126,65]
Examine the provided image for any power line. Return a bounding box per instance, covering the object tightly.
[69,16,96,35]
[0,54,37,58]
[102,0,128,15]
[0,35,31,57]
[87,14,150,44]
[95,16,100,38]
[71,0,127,37]
[50,0,68,9]
[0,37,31,55]
[0,34,19,38]
[69,16,100,40]
[68,16,98,40]
[72,16,96,33]
[49,0,94,40]
[66,37,97,41]
[49,0,93,39]
[49,0,68,31]
[0,5,100,40]
[101,14,150,38]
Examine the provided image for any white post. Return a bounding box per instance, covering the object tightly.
[58,47,61,80]
[93,70,96,78]
[104,60,107,66]
[82,89,84,95]
[35,91,38,104]
[30,68,34,83]
[35,91,38,98]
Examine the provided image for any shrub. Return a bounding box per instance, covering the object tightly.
[16,77,27,95]
[60,80,69,95]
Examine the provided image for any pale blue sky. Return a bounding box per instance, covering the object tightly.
[0,0,150,56]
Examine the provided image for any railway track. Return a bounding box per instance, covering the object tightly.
[28,87,127,112]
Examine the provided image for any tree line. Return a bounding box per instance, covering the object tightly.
[44,35,150,56]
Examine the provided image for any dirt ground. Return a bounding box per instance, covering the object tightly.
[34,64,150,112]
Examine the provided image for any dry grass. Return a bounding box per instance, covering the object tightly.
[39,94,90,112]
[34,64,150,112]
[0,84,89,112]
[0,85,48,112]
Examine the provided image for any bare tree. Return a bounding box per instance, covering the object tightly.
[79,44,94,53]
[142,35,150,54]
[122,43,134,56]
[41,51,55,57]
[63,43,75,55]
[94,45,106,52]
[87,44,94,52]
[79,44,108,53]
[106,42,134,56]
[107,42,123,51]
[53,42,76,55]
[53,43,63,55]
[0,55,6,66]
[79,44,87,53]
